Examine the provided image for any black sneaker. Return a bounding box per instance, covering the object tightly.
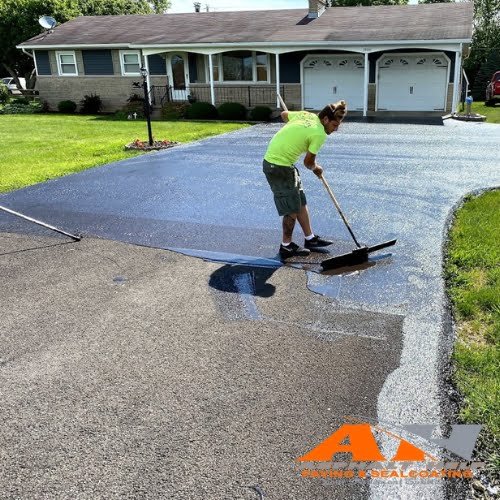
[304,235,333,248]
[279,242,311,258]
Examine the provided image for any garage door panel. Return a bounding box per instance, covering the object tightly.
[377,54,448,111]
[304,56,364,111]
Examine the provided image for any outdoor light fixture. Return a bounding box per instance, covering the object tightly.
[140,66,154,146]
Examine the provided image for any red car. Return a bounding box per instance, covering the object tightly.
[485,71,500,105]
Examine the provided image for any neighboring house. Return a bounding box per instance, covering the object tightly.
[17,1,473,115]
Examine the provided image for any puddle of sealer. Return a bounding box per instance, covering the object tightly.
[167,247,282,269]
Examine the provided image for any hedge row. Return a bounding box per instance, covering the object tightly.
[162,101,273,121]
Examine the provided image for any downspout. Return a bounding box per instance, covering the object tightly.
[22,47,34,59]
[452,44,463,114]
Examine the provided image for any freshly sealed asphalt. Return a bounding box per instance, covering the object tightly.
[1,119,499,499]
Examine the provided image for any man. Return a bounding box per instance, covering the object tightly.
[263,100,347,258]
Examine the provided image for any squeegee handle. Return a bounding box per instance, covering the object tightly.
[0,205,81,241]
[277,93,288,112]
[319,175,362,248]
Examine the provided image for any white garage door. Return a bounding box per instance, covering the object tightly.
[303,55,364,111]
[377,54,449,111]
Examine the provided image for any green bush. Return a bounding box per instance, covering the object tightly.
[250,106,273,121]
[80,93,102,114]
[185,101,218,120]
[0,83,10,104]
[58,100,77,113]
[1,101,43,114]
[217,102,247,120]
[161,102,189,120]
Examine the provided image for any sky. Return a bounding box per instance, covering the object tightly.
[167,0,417,14]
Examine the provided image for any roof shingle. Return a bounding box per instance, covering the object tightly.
[20,4,473,47]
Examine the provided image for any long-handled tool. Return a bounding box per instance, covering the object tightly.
[319,176,396,270]
[0,205,81,241]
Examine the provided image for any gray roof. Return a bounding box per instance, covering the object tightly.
[20,3,473,48]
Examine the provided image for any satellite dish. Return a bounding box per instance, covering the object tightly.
[38,16,57,30]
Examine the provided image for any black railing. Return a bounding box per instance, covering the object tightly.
[150,84,286,108]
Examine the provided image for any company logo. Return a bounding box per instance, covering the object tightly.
[297,418,484,480]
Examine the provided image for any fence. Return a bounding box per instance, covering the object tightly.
[150,84,287,108]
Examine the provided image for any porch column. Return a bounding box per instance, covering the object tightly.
[276,53,281,108]
[363,52,369,117]
[452,47,462,114]
[208,54,215,106]
[144,53,151,104]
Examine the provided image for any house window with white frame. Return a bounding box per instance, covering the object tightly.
[56,51,77,76]
[120,51,141,75]
[207,51,270,83]
[255,53,269,82]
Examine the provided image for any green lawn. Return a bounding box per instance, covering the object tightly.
[464,101,500,124]
[0,114,250,193]
[445,190,500,473]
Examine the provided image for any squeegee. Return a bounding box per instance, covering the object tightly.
[319,176,396,270]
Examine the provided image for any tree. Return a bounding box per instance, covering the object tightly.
[418,0,453,3]
[464,0,500,98]
[0,0,172,89]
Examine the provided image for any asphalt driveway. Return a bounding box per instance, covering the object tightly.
[1,118,499,499]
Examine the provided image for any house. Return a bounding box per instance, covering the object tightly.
[17,1,473,116]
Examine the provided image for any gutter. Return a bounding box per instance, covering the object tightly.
[16,39,472,51]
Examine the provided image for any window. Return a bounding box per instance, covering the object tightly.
[207,51,270,83]
[56,51,77,76]
[255,53,268,82]
[223,51,253,81]
[211,56,220,81]
[120,51,141,75]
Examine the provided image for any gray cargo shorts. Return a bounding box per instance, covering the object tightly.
[262,159,307,216]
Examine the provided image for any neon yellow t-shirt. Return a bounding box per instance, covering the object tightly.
[264,111,326,167]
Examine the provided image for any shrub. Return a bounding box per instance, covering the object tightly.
[127,93,144,103]
[185,101,218,120]
[161,102,189,120]
[0,83,10,104]
[1,101,43,114]
[217,102,247,120]
[58,100,77,113]
[250,106,273,121]
[11,96,30,105]
[80,93,102,114]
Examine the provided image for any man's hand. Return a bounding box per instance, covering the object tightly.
[312,164,323,178]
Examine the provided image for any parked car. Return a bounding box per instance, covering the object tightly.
[1,76,26,94]
[485,71,500,106]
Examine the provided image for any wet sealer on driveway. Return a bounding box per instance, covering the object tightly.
[1,120,499,499]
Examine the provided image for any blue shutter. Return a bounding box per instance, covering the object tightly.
[148,54,166,75]
[35,50,51,75]
[82,50,114,75]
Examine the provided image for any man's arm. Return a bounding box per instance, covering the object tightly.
[304,151,323,178]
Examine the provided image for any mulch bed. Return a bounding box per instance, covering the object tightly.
[125,139,179,151]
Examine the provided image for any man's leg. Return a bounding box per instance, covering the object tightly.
[282,213,297,245]
[296,204,313,238]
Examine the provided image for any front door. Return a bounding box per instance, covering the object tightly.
[167,52,189,101]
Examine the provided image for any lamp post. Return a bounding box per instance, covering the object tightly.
[140,66,154,146]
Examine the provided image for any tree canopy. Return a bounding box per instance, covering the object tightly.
[0,0,172,87]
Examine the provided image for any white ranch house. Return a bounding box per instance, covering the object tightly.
[17,1,473,116]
